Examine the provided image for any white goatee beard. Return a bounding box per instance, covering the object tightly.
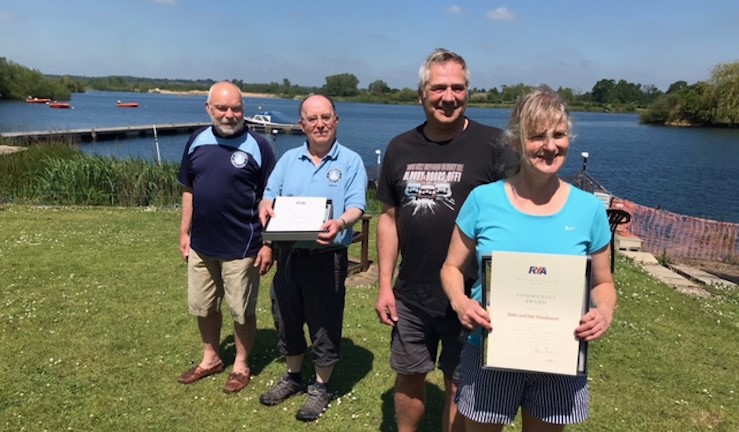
[214,121,243,136]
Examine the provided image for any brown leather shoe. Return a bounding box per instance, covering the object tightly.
[223,369,251,394]
[177,360,225,384]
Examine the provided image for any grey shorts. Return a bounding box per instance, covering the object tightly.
[456,344,589,425]
[390,298,463,381]
[187,249,260,325]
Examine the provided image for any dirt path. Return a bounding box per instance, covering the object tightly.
[677,259,739,284]
[151,89,277,99]
[0,145,26,156]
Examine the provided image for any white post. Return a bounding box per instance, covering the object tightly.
[153,124,162,166]
[374,149,382,186]
[271,129,279,153]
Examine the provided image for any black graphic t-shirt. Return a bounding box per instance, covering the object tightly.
[376,119,511,317]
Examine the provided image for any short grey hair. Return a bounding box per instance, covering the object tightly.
[206,81,242,104]
[417,48,470,96]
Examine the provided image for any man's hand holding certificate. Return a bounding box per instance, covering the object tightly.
[261,197,332,242]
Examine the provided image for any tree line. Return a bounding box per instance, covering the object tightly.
[639,62,739,127]
[1,56,736,127]
[0,57,677,113]
[0,57,82,100]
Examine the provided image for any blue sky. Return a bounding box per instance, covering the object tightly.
[1,0,737,93]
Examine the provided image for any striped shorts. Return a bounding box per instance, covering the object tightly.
[456,344,589,425]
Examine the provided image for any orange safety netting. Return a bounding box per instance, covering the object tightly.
[611,198,738,261]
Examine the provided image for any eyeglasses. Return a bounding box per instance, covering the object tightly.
[301,114,335,126]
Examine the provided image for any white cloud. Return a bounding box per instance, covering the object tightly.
[446,5,463,15]
[150,0,177,6]
[486,7,515,22]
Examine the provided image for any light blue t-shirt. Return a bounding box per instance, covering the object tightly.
[264,140,367,247]
[456,179,610,346]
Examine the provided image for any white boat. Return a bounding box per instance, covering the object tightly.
[244,111,303,134]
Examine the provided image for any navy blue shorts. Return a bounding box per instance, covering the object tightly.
[456,344,589,425]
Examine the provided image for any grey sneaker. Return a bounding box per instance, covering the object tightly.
[295,384,331,422]
[259,375,301,406]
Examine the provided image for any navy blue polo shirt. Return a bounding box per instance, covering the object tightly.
[178,126,276,259]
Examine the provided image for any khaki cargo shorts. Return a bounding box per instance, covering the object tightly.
[187,249,259,325]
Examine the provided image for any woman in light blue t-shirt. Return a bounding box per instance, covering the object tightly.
[440,86,617,432]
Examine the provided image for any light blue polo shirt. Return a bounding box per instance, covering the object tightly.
[264,140,367,247]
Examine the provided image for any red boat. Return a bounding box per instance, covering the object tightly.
[116,100,139,108]
[26,97,52,104]
[48,102,71,109]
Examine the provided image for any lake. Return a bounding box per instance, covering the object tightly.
[1,91,737,223]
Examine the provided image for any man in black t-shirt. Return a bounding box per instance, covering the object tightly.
[375,48,512,432]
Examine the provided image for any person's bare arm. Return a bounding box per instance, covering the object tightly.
[179,188,193,261]
[441,227,491,331]
[316,208,364,245]
[576,246,617,341]
[258,199,274,228]
[375,204,399,326]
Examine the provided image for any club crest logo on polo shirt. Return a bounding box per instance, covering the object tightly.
[231,151,249,168]
[327,169,342,183]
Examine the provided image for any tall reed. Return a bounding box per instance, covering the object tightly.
[0,141,181,206]
[1,140,378,209]
[0,142,78,201]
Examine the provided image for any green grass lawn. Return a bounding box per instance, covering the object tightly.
[0,205,737,431]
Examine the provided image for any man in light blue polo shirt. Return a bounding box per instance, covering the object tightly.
[257,94,367,422]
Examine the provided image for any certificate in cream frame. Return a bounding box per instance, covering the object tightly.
[481,251,591,376]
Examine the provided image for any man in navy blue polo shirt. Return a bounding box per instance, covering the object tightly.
[176,81,276,394]
[257,94,367,422]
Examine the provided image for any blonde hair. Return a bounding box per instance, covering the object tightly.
[505,86,573,154]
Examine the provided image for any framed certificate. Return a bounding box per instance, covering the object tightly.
[262,197,332,242]
[481,251,591,376]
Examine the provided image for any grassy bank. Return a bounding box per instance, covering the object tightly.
[0,205,737,431]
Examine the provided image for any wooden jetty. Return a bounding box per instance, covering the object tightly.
[0,122,303,143]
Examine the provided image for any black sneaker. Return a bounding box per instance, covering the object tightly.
[295,384,331,422]
[259,375,301,406]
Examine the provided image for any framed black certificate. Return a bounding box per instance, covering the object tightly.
[481,251,591,376]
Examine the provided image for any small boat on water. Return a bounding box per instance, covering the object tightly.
[116,100,139,108]
[244,111,303,134]
[26,96,52,104]
[48,101,71,109]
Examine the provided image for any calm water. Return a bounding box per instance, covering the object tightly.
[1,91,737,223]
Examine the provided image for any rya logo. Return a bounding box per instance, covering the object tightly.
[528,266,547,275]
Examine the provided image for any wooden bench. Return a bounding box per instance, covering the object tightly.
[348,214,372,275]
